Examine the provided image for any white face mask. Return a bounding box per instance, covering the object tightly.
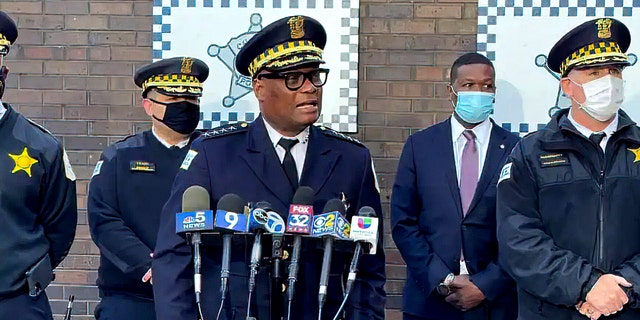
[569,74,624,122]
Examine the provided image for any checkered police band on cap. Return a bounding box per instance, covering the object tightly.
[134,57,209,97]
[548,18,631,76]
[236,15,327,77]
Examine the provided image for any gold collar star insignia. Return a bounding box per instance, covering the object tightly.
[628,147,640,163]
[9,147,39,177]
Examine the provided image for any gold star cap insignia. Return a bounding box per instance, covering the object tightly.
[628,147,640,163]
[8,147,39,177]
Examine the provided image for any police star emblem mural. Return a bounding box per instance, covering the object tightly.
[8,147,38,177]
[153,1,360,132]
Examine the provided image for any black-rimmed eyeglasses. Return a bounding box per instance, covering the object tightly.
[256,68,329,91]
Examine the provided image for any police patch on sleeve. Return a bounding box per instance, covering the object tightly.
[92,160,103,178]
[371,159,380,193]
[180,149,198,170]
[63,150,76,181]
[498,162,512,184]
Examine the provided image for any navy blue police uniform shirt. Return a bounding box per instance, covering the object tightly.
[0,103,77,297]
[88,129,200,298]
[152,116,386,320]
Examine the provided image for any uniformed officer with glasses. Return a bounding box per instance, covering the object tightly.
[153,15,386,320]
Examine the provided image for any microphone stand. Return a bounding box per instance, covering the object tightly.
[247,231,262,320]
[271,234,284,320]
[192,233,205,320]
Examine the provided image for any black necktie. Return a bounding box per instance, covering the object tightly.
[278,138,299,190]
[589,132,606,148]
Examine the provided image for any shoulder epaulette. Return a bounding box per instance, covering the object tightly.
[318,126,364,147]
[26,118,56,137]
[112,133,146,149]
[202,121,251,139]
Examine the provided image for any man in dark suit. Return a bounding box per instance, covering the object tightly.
[152,15,385,320]
[391,53,519,320]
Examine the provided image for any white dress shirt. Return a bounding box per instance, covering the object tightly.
[263,118,309,181]
[568,109,618,153]
[451,116,493,184]
[450,115,493,275]
[151,127,190,149]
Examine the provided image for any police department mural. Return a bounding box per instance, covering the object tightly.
[476,3,639,134]
[153,0,359,132]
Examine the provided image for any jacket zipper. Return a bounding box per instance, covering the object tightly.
[597,166,604,268]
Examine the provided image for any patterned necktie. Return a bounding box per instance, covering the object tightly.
[589,132,606,150]
[460,130,478,216]
[278,138,299,190]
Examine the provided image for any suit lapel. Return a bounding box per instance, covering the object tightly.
[239,116,293,208]
[299,126,339,195]
[442,119,464,219]
[465,124,509,217]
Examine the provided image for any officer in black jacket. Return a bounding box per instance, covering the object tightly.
[497,18,640,320]
[88,57,209,320]
[0,11,77,320]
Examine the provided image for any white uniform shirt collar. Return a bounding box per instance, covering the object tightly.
[151,127,190,149]
[263,118,310,148]
[262,118,309,180]
[568,109,618,139]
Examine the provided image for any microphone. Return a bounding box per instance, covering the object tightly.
[315,198,347,320]
[175,185,212,313]
[286,186,315,320]
[331,207,379,320]
[214,193,245,314]
[247,202,283,320]
[346,206,379,294]
[349,206,379,255]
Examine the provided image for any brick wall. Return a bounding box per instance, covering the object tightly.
[0,1,476,318]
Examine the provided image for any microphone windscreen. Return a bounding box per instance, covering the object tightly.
[357,206,376,218]
[182,185,210,212]
[322,198,345,215]
[292,186,314,205]
[217,193,244,213]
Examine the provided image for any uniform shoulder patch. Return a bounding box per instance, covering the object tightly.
[92,160,104,178]
[180,149,198,170]
[318,126,364,147]
[202,122,250,140]
[63,151,76,181]
[498,162,512,184]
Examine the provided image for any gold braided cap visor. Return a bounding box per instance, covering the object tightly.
[142,74,203,96]
[248,40,323,77]
[561,41,628,75]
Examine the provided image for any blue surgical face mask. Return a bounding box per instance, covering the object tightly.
[451,89,495,124]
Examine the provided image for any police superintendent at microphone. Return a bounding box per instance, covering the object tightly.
[87,57,208,320]
[0,11,77,319]
[153,15,386,320]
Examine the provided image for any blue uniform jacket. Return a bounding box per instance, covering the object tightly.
[88,130,199,298]
[391,118,518,319]
[0,103,77,296]
[153,116,386,320]
[498,109,640,319]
